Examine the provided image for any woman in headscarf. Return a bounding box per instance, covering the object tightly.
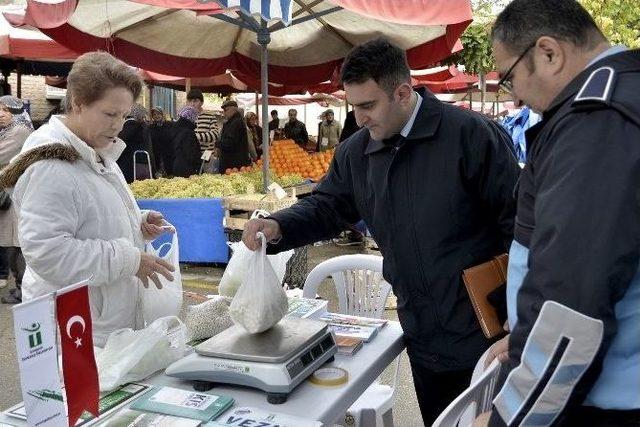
[0,52,174,346]
[117,103,153,183]
[149,106,173,176]
[0,96,33,303]
[170,106,201,177]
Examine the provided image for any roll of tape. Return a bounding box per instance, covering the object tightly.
[309,367,348,386]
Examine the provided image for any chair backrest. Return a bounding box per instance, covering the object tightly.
[303,254,391,319]
[432,360,502,427]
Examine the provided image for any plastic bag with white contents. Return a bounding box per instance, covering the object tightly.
[219,241,253,297]
[229,233,289,333]
[219,241,293,298]
[96,316,186,392]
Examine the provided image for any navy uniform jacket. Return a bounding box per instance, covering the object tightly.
[490,50,640,426]
[269,88,520,370]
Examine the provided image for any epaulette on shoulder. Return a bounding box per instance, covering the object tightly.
[572,66,616,107]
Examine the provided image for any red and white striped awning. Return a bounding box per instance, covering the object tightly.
[5,0,472,85]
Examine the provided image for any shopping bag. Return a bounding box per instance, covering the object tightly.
[219,241,293,298]
[219,241,253,298]
[140,227,183,325]
[229,232,289,333]
[97,316,186,391]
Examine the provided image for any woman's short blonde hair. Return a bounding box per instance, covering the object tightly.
[65,51,143,111]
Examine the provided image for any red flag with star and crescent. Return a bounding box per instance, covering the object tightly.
[56,285,99,426]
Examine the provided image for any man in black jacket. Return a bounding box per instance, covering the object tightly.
[218,99,250,173]
[242,38,520,425]
[283,109,308,147]
[474,1,640,426]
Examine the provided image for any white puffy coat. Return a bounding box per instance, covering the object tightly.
[11,116,144,347]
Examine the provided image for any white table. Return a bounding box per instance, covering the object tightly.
[1,322,404,426]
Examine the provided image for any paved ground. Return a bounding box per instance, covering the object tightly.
[0,242,425,426]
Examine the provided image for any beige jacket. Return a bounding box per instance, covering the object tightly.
[0,125,31,247]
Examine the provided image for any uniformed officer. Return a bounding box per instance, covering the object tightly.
[475,1,640,426]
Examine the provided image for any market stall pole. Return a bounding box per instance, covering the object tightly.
[259,20,270,192]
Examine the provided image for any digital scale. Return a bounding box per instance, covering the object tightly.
[165,317,337,404]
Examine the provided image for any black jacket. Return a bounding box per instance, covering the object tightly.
[219,112,250,173]
[149,120,173,175]
[117,119,153,183]
[339,110,361,142]
[270,89,520,370]
[171,117,201,178]
[490,50,640,426]
[284,119,308,146]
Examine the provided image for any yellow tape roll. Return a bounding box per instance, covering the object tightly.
[309,367,349,386]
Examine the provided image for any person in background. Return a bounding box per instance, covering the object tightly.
[170,106,201,178]
[148,106,173,176]
[318,108,342,151]
[283,108,308,147]
[187,89,220,153]
[117,103,153,183]
[218,99,250,173]
[0,52,174,346]
[0,96,32,304]
[473,1,640,426]
[242,37,519,425]
[268,109,280,132]
[339,110,361,142]
[245,111,262,161]
[316,110,327,147]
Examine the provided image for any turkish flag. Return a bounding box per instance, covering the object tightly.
[56,285,99,426]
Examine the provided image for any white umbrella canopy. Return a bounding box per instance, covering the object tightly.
[6,0,472,188]
[5,0,471,84]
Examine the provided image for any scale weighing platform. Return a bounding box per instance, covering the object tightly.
[166,317,337,403]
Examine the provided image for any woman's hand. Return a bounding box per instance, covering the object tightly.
[136,252,175,289]
[141,211,174,240]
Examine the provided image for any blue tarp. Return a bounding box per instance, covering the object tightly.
[137,198,228,263]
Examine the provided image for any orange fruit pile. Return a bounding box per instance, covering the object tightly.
[255,139,335,181]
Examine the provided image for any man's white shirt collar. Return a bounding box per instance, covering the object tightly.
[400,92,423,138]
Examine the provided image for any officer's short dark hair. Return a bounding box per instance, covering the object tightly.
[270,110,278,116]
[340,37,410,98]
[492,0,606,56]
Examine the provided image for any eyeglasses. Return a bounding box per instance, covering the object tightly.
[498,42,536,93]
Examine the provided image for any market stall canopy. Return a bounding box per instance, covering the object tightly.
[0,9,77,76]
[0,8,77,62]
[239,92,345,108]
[140,69,249,94]
[4,0,472,85]
[414,70,502,93]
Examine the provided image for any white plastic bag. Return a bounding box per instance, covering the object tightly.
[219,241,253,297]
[140,227,183,325]
[219,242,293,298]
[97,316,186,392]
[229,233,289,333]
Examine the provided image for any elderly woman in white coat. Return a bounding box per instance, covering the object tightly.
[0,96,32,303]
[0,52,175,346]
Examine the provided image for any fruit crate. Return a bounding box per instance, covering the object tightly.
[284,181,317,198]
[223,193,297,231]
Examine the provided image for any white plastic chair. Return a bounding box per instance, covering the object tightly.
[303,254,399,427]
[432,347,502,427]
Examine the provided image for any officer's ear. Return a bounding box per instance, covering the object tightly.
[534,36,565,76]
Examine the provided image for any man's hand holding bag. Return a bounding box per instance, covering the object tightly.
[230,232,289,334]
